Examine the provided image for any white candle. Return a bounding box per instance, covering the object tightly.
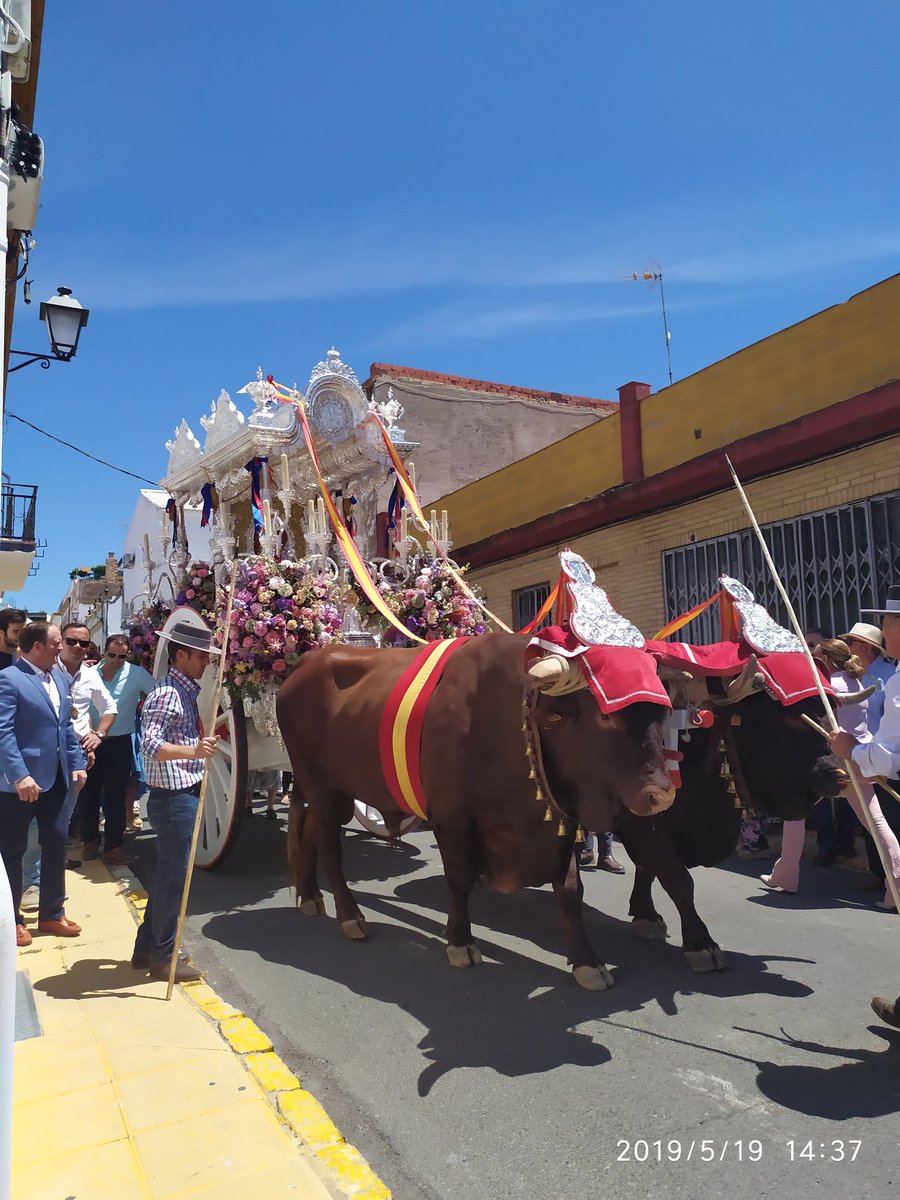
[317,497,326,534]
[400,511,408,543]
[162,507,168,539]
[262,498,272,536]
[280,453,290,489]
[430,510,437,539]
[441,510,448,541]
[143,533,151,564]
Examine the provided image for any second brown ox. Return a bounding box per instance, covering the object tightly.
[276,632,675,990]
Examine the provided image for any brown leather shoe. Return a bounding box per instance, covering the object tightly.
[80,841,100,861]
[148,958,202,983]
[16,924,32,947]
[38,916,82,937]
[856,874,885,892]
[871,996,900,1029]
[101,847,135,866]
[600,855,626,874]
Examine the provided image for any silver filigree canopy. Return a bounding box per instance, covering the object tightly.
[560,550,645,648]
[308,347,360,389]
[720,575,805,654]
[165,420,202,476]
[200,388,245,451]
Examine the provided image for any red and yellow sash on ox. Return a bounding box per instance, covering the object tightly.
[378,638,470,819]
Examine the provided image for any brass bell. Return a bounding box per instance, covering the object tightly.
[544,806,553,822]
[535,785,544,801]
[528,766,536,780]
[557,820,568,837]
[575,826,586,844]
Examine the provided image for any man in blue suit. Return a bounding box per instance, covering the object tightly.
[0,622,87,947]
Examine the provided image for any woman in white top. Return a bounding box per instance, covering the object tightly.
[761,639,900,904]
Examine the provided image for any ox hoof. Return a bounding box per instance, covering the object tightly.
[299,896,326,917]
[684,946,728,973]
[631,916,669,940]
[446,943,482,968]
[340,917,368,941]
[573,964,615,991]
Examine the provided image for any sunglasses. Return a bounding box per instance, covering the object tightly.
[106,651,128,660]
[64,637,91,649]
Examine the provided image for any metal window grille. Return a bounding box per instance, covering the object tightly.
[661,489,900,644]
[0,483,37,551]
[512,582,551,631]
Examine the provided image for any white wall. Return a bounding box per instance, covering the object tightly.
[121,489,212,617]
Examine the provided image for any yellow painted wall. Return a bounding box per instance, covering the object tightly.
[439,274,900,551]
[470,436,900,636]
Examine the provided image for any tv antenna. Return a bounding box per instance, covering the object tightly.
[625,265,673,386]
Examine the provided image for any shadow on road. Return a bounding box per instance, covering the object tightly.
[742,1024,900,1117]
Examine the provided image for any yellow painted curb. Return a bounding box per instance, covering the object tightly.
[219,1015,274,1053]
[278,1089,344,1148]
[316,1143,393,1200]
[113,864,392,1197]
[245,1051,301,1093]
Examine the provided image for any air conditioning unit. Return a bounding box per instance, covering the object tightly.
[122,552,136,568]
[3,1,31,82]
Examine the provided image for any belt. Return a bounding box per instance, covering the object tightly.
[149,783,202,797]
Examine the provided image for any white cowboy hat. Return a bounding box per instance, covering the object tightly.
[839,622,885,655]
[860,585,900,619]
[157,621,221,655]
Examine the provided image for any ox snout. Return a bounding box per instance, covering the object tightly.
[627,779,676,817]
[814,753,850,798]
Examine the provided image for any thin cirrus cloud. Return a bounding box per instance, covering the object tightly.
[50,223,900,312]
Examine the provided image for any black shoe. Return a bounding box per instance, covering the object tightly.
[265,807,278,821]
[148,958,203,983]
[814,850,837,867]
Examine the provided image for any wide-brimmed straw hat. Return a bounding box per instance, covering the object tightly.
[860,585,900,619]
[839,621,886,655]
[157,621,221,655]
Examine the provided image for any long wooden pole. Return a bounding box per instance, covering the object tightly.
[166,570,236,1000]
[726,456,900,914]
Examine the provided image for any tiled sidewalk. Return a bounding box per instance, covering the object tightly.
[12,862,375,1199]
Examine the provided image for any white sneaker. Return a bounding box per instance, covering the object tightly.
[21,885,40,912]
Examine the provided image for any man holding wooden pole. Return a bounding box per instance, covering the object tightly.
[829,585,900,1029]
[130,623,219,982]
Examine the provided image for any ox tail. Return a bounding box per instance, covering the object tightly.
[286,790,308,906]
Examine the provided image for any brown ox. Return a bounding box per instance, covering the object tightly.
[277,632,675,990]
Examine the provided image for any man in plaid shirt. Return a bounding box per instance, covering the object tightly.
[131,622,219,982]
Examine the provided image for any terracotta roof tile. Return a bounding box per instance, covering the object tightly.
[365,363,616,413]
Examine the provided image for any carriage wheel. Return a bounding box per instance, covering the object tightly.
[353,801,422,839]
[196,698,249,869]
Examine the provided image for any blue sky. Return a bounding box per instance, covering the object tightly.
[5,1,899,613]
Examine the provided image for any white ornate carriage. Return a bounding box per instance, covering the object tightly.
[142,350,428,866]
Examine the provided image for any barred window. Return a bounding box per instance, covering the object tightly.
[661,489,900,644]
[512,582,551,632]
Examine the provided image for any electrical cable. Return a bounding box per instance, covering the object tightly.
[5,410,164,488]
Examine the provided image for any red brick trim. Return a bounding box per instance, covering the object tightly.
[458,379,900,568]
[365,363,616,413]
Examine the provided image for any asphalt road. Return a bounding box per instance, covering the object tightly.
[132,809,900,1200]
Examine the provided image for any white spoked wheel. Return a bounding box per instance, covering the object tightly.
[196,697,249,869]
[353,801,421,839]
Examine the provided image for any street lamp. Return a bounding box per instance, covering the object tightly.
[8,287,90,373]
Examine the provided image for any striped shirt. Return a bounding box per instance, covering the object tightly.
[140,669,204,790]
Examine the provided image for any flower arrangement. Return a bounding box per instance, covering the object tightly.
[126,599,173,670]
[219,557,344,702]
[379,557,487,644]
[175,561,216,624]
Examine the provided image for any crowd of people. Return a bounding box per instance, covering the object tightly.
[0,591,898,1024]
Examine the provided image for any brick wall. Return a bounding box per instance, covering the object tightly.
[471,435,900,635]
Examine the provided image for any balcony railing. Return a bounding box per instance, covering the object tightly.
[0,484,37,552]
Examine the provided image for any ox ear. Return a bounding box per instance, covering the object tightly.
[527,655,586,695]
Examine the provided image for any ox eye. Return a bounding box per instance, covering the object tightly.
[599,713,612,723]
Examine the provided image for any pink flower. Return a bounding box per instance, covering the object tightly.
[272,658,286,673]
[185,589,196,600]
[284,635,297,652]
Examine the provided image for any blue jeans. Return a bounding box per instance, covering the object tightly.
[22,817,41,889]
[582,831,613,858]
[133,787,198,964]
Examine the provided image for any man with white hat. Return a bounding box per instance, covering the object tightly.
[829,586,900,1029]
[131,622,219,982]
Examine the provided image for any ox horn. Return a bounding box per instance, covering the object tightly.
[723,655,767,704]
[527,655,586,695]
[832,682,878,707]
